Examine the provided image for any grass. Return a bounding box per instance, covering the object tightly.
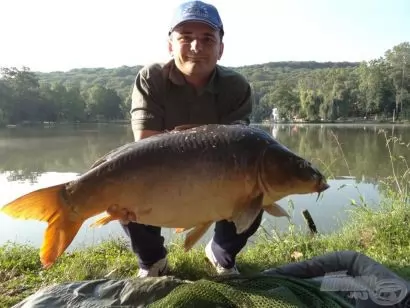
[1,129,410,307]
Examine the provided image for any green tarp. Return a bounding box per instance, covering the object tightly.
[12,250,410,308]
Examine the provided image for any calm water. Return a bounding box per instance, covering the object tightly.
[0,123,409,251]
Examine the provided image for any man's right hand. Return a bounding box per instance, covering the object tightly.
[118,209,137,225]
[106,205,137,225]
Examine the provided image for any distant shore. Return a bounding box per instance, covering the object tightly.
[262,117,410,125]
[2,117,410,129]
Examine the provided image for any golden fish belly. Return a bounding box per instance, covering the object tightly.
[93,160,259,229]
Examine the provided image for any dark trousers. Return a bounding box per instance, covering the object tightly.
[121,210,264,270]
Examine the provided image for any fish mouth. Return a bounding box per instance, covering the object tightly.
[316,179,330,201]
[318,181,330,193]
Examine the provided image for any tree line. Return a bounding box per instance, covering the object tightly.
[0,42,409,126]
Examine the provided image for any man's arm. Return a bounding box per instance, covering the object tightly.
[117,65,165,224]
[130,65,165,141]
[219,81,253,125]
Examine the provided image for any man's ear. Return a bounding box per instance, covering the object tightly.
[168,34,174,56]
[218,42,224,60]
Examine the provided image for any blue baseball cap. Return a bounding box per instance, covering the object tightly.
[168,1,224,35]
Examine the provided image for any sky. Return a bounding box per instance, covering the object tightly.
[1,0,409,72]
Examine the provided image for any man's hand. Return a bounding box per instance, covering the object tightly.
[133,129,162,141]
[118,210,137,225]
[106,204,137,225]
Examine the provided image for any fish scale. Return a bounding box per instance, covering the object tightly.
[93,125,269,177]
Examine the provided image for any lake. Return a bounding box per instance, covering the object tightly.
[0,123,409,251]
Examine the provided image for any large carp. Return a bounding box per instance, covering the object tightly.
[0,124,329,268]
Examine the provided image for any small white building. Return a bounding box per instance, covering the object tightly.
[271,108,279,122]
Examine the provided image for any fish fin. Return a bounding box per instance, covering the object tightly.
[42,218,83,269]
[0,183,84,268]
[175,228,187,233]
[90,206,142,227]
[172,124,203,131]
[90,213,115,227]
[0,183,67,221]
[183,222,213,251]
[263,202,290,218]
[90,143,135,169]
[232,194,264,234]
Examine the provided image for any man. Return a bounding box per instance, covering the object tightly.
[122,0,263,278]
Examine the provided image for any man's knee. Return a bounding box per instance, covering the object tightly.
[249,210,264,233]
[240,209,264,237]
[214,209,263,242]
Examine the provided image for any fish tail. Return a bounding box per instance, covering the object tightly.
[0,183,83,268]
[41,215,83,268]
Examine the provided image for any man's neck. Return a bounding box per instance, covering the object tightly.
[169,60,216,90]
[184,75,209,89]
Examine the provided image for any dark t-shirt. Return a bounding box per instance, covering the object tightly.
[130,59,253,132]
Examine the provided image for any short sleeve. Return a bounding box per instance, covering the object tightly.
[130,64,165,131]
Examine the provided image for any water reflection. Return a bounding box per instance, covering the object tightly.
[0,123,135,182]
[0,123,408,249]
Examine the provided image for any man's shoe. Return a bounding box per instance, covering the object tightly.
[137,257,169,278]
[205,240,240,276]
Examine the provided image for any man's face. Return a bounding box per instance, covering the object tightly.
[168,22,224,80]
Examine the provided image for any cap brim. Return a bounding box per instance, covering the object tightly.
[170,18,219,32]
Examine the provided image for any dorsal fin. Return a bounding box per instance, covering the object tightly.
[172,124,203,132]
[90,125,203,169]
[89,132,169,170]
[89,142,137,169]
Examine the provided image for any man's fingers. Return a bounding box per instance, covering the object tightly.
[127,211,137,222]
[119,208,131,225]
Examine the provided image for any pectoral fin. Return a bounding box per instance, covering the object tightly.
[175,228,187,233]
[183,222,213,251]
[232,194,263,234]
[263,202,290,218]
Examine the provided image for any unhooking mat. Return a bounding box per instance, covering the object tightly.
[12,250,410,308]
